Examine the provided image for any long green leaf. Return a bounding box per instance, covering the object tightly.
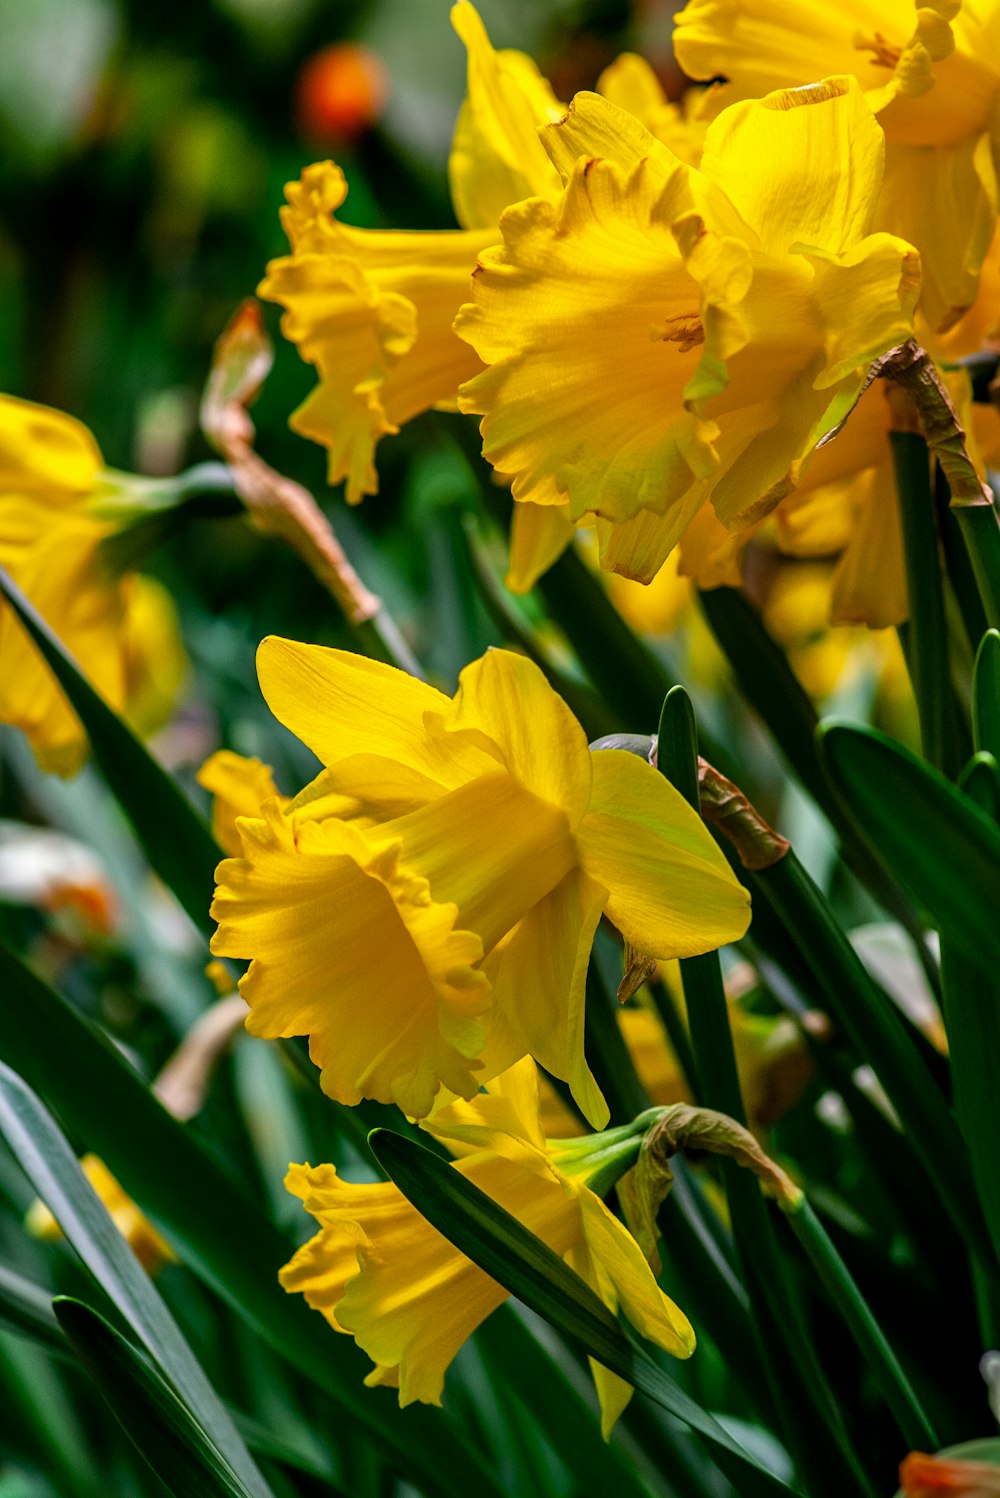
[819,720,1000,965]
[0,1060,274,1498]
[54,1298,258,1498]
[0,562,219,934]
[368,1127,801,1498]
[0,942,503,1498]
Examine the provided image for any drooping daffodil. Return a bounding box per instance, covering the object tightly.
[455,77,920,589]
[280,1055,694,1434]
[209,641,750,1126]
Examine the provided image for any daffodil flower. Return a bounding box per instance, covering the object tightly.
[257,2,563,503]
[456,78,920,588]
[257,4,703,525]
[673,0,1000,334]
[0,394,186,774]
[280,1056,694,1434]
[209,641,750,1126]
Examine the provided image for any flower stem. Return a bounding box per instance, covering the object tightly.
[891,429,965,776]
[782,1196,940,1451]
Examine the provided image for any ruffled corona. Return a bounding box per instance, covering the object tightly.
[280,1057,694,1433]
[210,640,750,1125]
[673,0,1000,332]
[0,394,186,774]
[456,80,919,584]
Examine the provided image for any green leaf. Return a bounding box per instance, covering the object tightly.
[53,1298,259,1498]
[973,630,1000,758]
[0,1059,275,1498]
[0,562,219,935]
[819,720,1000,966]
[367,1127,801,1498]
[0,942,504,1498]
[0,1263,66,1359]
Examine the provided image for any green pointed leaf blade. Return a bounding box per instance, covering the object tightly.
[0,563,219,934]
[819,721,1000,964]
[0,1059,275,1498]
[368,1128,800,1498]
[973,630,1000,758]
[0,942,503,1498]
[54,1298,258,1498]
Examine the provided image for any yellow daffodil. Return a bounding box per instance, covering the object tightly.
[210,641,750,1126]
[673,0,1000,334]
[258,2,563,503]
[0,394,186,775]
[259,3,706,554]
[456,78,919,588]
[280,1056,694,1434]
[27,1155,174,1274]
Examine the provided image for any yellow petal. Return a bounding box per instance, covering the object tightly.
[259,162,491,500]
[595,489,705,585]
[828,464,909,627]
[805,234,922,389]
[377,767,577,952]
[577,749,750,957]
[577,1188,695,1358]
[255,636,497,785]
[446,648,593,824]
[673,0,872,106]
[423,1055,549,1156]
[875,134,996,332]
[506,499,576,593]
[0,393,102,499]
[456,153,721,528]
[700,76,885,258]
[198,750,286,857]
[447,1,563,231]
[0,505,124,775]
[483,866,610,1130]
[210,804,490,1117]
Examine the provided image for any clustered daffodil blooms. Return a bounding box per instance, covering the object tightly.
[257,1,703,544]
[280,1056,694,1435]
[0,393,186,774]
[455,77,920,589]
[673,0,1000,336]
[209,640,750,1126]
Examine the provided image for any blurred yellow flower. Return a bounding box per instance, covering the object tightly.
[0,394,186,775]
[456,78,919,587]
[27,1155,174,1275]
[280,1057,693,1434]
[673,0,1000,333]
[210,641,750,1126]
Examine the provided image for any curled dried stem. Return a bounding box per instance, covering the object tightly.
[201,301,381,624]
[874,338,993,509]
[696,758,790,870]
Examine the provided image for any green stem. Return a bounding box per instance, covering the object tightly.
[696,583,942,998]
[953,483,1000,630]
[657,687,879,1498]
[754,851,993,1273]
[783,1197,940,1451]
[891,431,964,776]
[648,974,702,1099]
